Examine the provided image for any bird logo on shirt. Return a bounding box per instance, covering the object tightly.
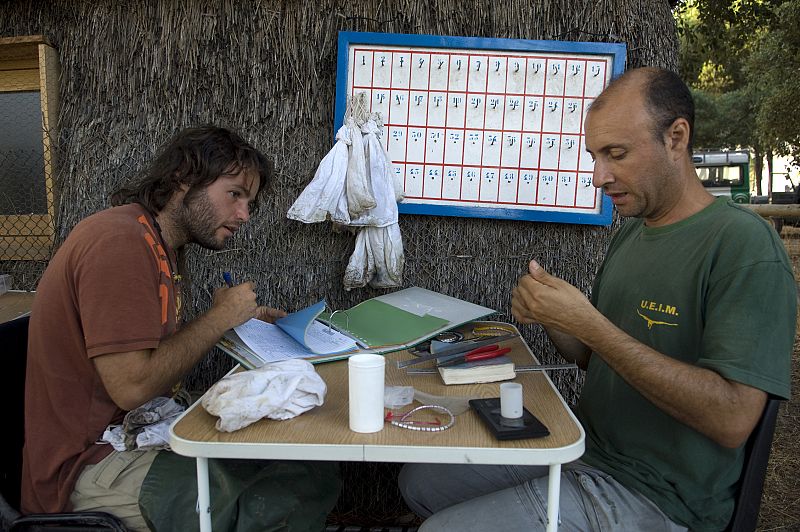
[637,309,679,329]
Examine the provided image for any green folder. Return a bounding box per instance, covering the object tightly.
[321,299,449,348]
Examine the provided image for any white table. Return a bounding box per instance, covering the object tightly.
[170,326,584,532]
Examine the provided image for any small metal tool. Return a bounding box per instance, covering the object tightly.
[397,333,518,369]
[405,363,579,375]
[435,346,512,367]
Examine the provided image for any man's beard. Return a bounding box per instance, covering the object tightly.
[180,189,226,250]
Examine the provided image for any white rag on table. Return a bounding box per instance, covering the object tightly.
[201,359,327,432]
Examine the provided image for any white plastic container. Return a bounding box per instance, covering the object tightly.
[348,354,386,433]
[500,382,523,419]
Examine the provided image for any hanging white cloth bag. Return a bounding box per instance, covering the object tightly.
[364,115,404,202]
[343,228,376,290]
[287,125,352,224]
[345,117,376,218]
[365,224,404,289]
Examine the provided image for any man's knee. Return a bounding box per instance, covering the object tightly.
[70,450,160,532]
[397,463,421,499]
[398,464,432,517]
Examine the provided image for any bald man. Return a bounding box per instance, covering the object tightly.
[399,68,795,532]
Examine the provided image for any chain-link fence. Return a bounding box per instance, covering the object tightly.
[0,36,57,290]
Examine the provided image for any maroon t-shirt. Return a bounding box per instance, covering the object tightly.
[22,203,179,513]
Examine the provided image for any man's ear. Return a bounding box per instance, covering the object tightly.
[665,118,690,160]
[168,183,190,206]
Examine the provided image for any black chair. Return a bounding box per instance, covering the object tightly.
[724,396,782,532]
[0,315,127,531]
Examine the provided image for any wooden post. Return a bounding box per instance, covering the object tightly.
[741,204,800,219]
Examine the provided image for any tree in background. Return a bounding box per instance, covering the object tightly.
[675,0,799,196]
[749,1,800,169]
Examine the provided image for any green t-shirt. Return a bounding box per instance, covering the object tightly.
[577,197,794,531]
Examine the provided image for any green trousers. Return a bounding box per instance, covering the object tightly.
[139,452,340,532]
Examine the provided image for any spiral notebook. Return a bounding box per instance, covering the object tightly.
[217,287,496,367]
[318,287,496,352]
[217,301,360,369]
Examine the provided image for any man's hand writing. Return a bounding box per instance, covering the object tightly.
[209,282,259,330]
[256,306,287,323]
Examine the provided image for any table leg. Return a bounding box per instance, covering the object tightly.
[546,463,561,532]
[196,457,212,532]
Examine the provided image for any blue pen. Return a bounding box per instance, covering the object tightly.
[222,271,234,287]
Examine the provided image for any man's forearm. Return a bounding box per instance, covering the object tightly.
[94,308,231,410]
[146,310,230,390]
[575,313,766,448]
[543,326,592,369]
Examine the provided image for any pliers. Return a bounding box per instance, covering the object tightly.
[436,344,512,367]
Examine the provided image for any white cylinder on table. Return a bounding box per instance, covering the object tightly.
[500,382,523,419]
[348,353,386,433]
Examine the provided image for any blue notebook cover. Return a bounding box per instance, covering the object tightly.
[275,300,358,355]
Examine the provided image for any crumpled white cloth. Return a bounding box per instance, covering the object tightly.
[344,224,404,290]
[101,426,127,451]
[287,95,405,290]
[345,116,376,218]
[201,359,327,432]
[101,396,185,451]
[366,224,404,288]
[287,125,352,225]
[343,229,375,289]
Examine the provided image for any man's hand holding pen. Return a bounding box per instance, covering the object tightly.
[217,271,286,325]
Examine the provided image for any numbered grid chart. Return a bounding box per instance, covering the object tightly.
[348,46,611,212]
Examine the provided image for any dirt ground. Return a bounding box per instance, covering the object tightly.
[758,225,800,531]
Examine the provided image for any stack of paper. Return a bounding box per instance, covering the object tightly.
[437,356,516,385]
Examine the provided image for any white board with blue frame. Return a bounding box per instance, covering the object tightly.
[334,31,626,226]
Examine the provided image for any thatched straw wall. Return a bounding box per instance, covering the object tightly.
[0,0,678,397]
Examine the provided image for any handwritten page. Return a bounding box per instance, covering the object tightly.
[275,300,358,354]
[302,320,358,353]
[234,319,316,362]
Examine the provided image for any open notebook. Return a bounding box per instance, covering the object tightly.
[219,301,359,369]
[217,287,496,368]
[318,287,495,352]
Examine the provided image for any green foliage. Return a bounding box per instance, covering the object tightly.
[696,60,733,93]
[692,87,758,149]
[748,0,800,161]
[676,0,799,164]
[692,89,723,147]
[675,0,778,87]
[676,2,706,83]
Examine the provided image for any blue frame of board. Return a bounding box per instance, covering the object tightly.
[335,31,627,226]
